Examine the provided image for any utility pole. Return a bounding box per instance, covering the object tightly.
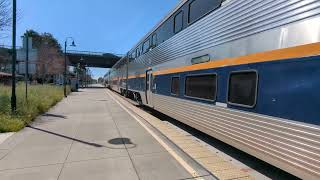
[64,41,67,97]
[25,35,29,101]
[11,0,17,113]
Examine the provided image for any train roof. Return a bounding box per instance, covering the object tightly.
[130,0,188,53]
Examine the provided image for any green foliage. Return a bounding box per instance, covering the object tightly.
[0,84,70,133]
[25,30,62,51]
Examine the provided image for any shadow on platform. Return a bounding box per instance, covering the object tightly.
[80,86,107,89]
[27,125,137,149]
[42,113,67,119]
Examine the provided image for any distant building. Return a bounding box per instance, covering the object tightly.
[1,36,67,84]
[17,37,38,76]
[0,46,11,73]
[0,72,23,85]
[0,71,12,85]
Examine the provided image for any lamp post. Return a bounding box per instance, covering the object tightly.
[11,0,17,113]
[64,37,76,97]
[23,34,29,101]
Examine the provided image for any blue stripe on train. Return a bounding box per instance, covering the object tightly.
[128,55,320,126]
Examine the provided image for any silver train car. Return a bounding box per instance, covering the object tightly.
[107,0,320,179]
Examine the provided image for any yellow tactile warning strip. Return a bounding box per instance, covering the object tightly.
[107,90,255,180]
[159,126,254,180]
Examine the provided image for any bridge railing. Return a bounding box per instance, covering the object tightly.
[66,50,124,57]
[0,45,23,49]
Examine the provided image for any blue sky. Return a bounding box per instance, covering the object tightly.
[2,0,179,79]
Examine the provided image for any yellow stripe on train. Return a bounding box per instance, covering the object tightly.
[123,42,320,79]
[153,42,320,76]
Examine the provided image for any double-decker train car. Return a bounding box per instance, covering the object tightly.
[108,0,320,179]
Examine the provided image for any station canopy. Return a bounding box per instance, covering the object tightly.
[67,50,123,68]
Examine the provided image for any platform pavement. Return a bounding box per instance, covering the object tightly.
[0,87,212,180]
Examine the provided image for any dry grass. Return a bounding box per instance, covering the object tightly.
[0,84,70,132]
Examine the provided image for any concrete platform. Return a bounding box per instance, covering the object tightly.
[0,87,213,180]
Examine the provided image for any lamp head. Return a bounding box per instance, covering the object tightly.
[70,41,76,47]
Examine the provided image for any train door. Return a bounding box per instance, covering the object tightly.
[145,69,153,107]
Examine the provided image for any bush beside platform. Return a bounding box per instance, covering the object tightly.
[0,84,71,133]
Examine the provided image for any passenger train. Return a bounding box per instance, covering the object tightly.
[106,0,320,179]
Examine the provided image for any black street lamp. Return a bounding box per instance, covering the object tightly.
[11,0,17,113]
[64,37,76,97]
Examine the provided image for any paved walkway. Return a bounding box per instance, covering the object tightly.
[0,88,197,180]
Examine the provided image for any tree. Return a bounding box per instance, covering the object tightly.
[0,0,11,38]
[23,30,64,83]
[98,77,104,84]
[25,30,62,51]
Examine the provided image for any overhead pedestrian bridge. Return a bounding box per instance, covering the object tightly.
[66,50,123,68]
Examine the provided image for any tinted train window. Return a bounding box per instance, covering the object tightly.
[143,39,150,54]
[132,51,136,59]
[188,0,221,24]
[157,15,174,43]
[185,74,217,100]
[228,71,258,107]
[136,48,139,57]
[174,11,183,33]
[136,46,141,57]
[152,34,157,48]
[171,77,180,95]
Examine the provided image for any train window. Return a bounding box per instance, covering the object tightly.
[132,51,136,59]
[185,74,217,101]
[136,46,140,57]
[143,39,150,54]
[171,77,180,95]
[191,54,210,64]
[228,71,258,107]
[128,53,133,61]
[188,0,221,24]
[174,11,183,33]
[151,33,157,48]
